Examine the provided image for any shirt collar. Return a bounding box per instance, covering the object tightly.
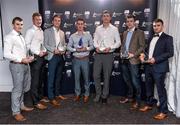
[102,23,113,29]
[53,26,60,32]
[33,25,41,31]
[158,32,163,36]
[75,31,86,35]
[127,26,135,32]
[12,29,21,36]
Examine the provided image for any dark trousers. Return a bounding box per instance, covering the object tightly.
[48,55,64,100]
[121,60,141,104]
[30,56,46,105]
[145,65,168,113]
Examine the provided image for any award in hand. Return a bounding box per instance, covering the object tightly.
[120,49,129,59]
[57,41,66,52]
[140,52,149,63]
[99,39,106,52]
[77,37,83,49]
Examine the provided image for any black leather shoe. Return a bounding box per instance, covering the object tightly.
[102,98,107,104]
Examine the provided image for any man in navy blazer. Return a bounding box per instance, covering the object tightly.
[139,19,174,120]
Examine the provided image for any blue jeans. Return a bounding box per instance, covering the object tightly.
[121,61,141,104]
[48,55,64,100]
[72,58,90,96]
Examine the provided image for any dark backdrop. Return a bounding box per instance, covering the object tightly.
[38,0,158,97]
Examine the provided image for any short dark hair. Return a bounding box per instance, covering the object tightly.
[52,14,61,21]
[76,17,85,23]
[12,17,23,24]
[153,18,164,25]
[126,14,136,21]
[102,10,112,17]
[32,12,41,20]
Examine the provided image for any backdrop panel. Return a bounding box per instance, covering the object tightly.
[39,0,157,96]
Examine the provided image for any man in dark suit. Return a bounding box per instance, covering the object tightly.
[139,19,174,120]
[119,14,145,110]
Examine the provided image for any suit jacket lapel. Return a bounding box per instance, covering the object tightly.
[129,29,137,48]
[50,27,56,46]
[153,32,165,55]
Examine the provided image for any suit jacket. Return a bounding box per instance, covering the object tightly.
[146,32,174,73]
[44,27,65,60]
[120,28,145,64]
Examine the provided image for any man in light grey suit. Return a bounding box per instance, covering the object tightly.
[44,15,66,106]
[4,17,34,121]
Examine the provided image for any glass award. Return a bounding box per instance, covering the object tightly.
[40,43,46,52]
[99,39,106,52]
[57,41,65,51]
[120,50,129,59]
[77,37,83,49]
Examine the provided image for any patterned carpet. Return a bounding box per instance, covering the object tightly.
[0,92,180,124]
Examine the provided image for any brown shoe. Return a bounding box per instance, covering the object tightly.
[57,95,67,100]
[130,102,139,110]
[50,99,60,106]
[35,103,47,110]
[74,96,80,102]
[40,97,49,103]
[153,113,168,120]
[14,114,26,121]
[21,106,34,112]
[119,98,129,104]
[83,96,89,103]
[139,105,152,112]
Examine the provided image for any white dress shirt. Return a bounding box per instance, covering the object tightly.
[93,24,121,52]
[149,32,162,58]
[25,25,46,55]
[53,27,65,50]
[4,30,27,62]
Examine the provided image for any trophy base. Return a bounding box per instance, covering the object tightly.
[142,60,150,63]
[99,48,105,52]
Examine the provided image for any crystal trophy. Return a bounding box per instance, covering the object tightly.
[99,39,106,52]
[40,43,46,52]
[77,37,83,49]
[120,49,129,59]
[57,41,65,51]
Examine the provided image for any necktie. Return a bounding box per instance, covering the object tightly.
[153,34,159,37]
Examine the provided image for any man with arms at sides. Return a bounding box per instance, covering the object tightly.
[4,17,34,121]
[44,15,67,107]
[139,19,174,120]
[67,18,94,103]
[25,12,48,110]
[119,15,145,110]
[93,10,121,104]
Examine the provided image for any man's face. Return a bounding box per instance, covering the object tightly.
[153,22,163,33]
[126,18,135,29]
[52,17,61,28]
[33,16,42,27]
[76,20,84,32]
[13,20,23,33]
[102,13,111,24]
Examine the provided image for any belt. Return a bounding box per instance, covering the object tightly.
[10,61,27,65]
[96,52,113,55]
[74,56,89,60]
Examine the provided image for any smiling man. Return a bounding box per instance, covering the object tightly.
[139,19,174,120]
[4,17,34,121]
[67,18,94,103]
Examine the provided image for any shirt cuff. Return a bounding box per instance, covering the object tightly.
[86,47,90,51]
[73,48,76,52]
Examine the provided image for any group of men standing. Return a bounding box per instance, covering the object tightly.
[4,10,174,121]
